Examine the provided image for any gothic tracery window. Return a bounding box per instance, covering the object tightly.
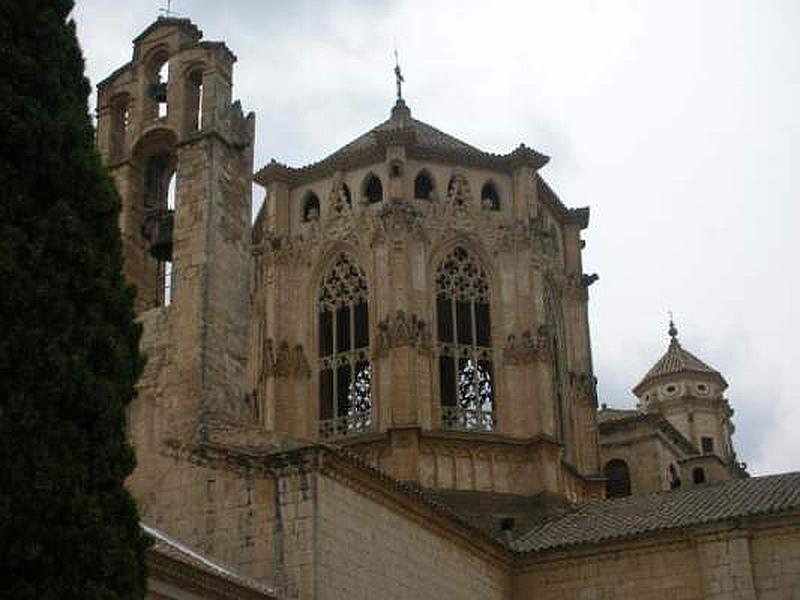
[435,247,495,431]
[317,253,372,439]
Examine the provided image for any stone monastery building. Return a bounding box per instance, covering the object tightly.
[96,17,800,600]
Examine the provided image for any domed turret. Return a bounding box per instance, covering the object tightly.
[632,320,740,474]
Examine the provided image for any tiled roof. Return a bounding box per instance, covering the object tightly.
[425,489,574,541]
[144,523,277,596]
[633,328,727,395]
[513,472,800,553]
[254,100,551,187]
[320,100,487,162]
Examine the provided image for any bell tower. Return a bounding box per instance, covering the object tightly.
[96,18,255,440]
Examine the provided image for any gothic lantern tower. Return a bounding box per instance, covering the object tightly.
[251,90,602,500]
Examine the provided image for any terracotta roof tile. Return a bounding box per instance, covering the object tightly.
[633,335,727,395]
[513,472,800,553]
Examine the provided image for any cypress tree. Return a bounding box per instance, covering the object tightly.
[0,1,149,598]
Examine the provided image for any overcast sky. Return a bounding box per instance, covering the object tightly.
[72,1,800,476]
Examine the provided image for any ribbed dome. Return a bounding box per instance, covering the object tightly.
[632,323,727,396]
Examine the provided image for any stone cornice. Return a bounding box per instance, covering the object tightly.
[254,142,549,189]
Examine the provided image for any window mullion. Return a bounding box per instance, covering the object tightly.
[470,299,479,409]
[332,306,339,417]
[450,296,459,407]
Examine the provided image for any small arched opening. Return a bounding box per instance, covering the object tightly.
[604,459,631,498]
[414,170,435,200]
[481,181,500,211]
[692,467,706,485]
[146,50,170,120]
[302,191,321,222]
[142,151,177,307]
[390,160,403,178]
[363,173,383,204]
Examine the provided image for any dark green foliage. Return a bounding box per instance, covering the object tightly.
[0,1,149,598]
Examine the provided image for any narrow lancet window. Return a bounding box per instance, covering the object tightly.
[435,247,494,431]
[317,253,371,440]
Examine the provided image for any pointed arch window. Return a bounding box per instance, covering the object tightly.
[317,253,372,440]
[604,459,631,498]
[363,173,383,204]
[414,170,435,200]
[435,247,495,431]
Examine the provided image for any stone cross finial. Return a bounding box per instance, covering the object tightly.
[668,311,679,341]
[394,49,404,101]
[159,0,177,18]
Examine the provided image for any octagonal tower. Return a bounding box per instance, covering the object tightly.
[250,98,602,500]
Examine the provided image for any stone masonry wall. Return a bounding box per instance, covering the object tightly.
[136,455,275,584]
[316,473,510,600]
[514,537,703,600]
[512,520,800,600]
[750,523,800,599]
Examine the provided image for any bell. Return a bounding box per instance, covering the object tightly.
[144,210,174,262]
[147,82,168,103]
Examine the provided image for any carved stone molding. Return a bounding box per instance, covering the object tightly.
[445,172,472,207]
[373,309,431,357]
[370,200,427,247]
[503,325,551,365]
[258,338,311,381]
[568,371,598,404]
[256,190,563,273]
